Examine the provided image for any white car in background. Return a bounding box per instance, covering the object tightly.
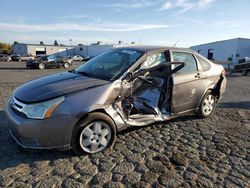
[72,55,84,61]
[0,54,11,62]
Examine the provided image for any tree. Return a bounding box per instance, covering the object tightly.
[13,41,19,45]
[0,42,12,54]
[54,40,59,46]
[40,41,44,45]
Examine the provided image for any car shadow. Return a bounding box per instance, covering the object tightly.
[217,101,250,110]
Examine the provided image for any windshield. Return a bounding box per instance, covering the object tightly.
[75,49,144,81]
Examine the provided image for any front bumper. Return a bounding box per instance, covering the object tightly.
[5,101,77,149]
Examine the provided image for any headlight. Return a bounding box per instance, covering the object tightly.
[22,96,65,119]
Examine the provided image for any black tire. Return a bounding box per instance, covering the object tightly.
[196,90,216,118]
[242,70,248,76]
[63,62,70,69]
[71,112,116,155]
[38,63,45,70]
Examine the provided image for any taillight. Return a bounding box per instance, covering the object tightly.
[222,69,226,77]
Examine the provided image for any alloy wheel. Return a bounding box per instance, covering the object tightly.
[202,94,215,115]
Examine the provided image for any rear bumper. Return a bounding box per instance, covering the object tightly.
[5,101,77,149]
[218,76,227,101]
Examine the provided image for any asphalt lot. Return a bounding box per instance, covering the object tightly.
[0,61,249,187]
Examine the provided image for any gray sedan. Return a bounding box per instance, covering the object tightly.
[5,46,226,154]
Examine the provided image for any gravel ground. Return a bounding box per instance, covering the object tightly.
[0,62,249,187]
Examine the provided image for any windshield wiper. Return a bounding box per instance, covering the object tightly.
[68,69,76,73]
[76,71,92,77]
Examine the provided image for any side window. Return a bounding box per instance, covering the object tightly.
[141,52,166,69]
[196,55,211,71]
[172,52,197,74]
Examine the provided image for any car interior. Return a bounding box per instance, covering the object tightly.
[115,51,184,126]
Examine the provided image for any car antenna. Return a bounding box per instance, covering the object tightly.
[172,39,180,47]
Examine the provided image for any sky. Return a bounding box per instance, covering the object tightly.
[0,0,250,47]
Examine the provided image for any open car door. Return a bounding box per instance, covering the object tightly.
[114,54,184,127]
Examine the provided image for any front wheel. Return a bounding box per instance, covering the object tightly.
[71,112,116,155]
[197,91,216,118]
[242,70,248,76]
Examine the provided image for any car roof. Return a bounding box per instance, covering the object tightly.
[115,45,193,53]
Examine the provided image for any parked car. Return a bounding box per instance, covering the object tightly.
[234,58,250,76]
[26,55,73,69]
[5,46,226,154]
[72,55,84,61]
[0,54,11,62]
[83,56,91,61]
[72,55,91,61]
[11,54,22,61]
[20,54,34,61]
[11,54,34,61]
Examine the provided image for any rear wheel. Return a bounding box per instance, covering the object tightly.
[63,62,70,69]
[38,63,45,70]
[71,112,116,155]
[197,91,216,118]
[242,70,248,76]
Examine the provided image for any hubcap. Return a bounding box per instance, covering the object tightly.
[64,63,69,68]
[39,63,45,69]
[202,94,215,115]
[79,121,111,153]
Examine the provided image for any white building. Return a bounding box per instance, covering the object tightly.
[13,43,75,56]
[74,45,116,58]
[13,43,125,58]
[191,38,250,65]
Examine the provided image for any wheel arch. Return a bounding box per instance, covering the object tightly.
[70,108,118,154]
[199,79,222,107]
[70,108,118,143]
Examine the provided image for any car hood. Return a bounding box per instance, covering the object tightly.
[14,72,110,103]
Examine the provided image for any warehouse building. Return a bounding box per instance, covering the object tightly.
[74,44,115,58]
[191,38,250,65]
[13,43,75,56]
[12,43,120,58]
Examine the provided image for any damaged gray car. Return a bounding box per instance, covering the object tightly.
[5,46,226,154]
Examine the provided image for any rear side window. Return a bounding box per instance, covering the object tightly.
[196,55,211,71]
[172,52,197,74]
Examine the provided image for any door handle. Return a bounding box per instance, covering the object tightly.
[195,73,201,78]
